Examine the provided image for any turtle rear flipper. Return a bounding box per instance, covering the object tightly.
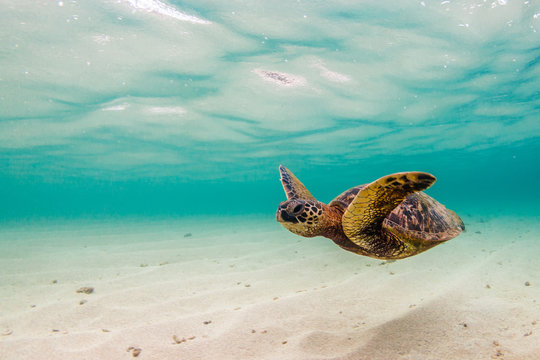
[279,165,316,200]
[342,172,436,258]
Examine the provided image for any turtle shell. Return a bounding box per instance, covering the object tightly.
[329,185,465,242]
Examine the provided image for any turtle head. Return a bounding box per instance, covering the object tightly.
[277,165,328,237]
[276,199,326,237]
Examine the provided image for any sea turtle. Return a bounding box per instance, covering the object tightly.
[276,165,464,260]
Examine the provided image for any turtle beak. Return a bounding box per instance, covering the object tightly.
[276,203,286,223]
[276,210,284,222]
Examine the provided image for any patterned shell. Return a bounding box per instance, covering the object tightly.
[329,185,465,242]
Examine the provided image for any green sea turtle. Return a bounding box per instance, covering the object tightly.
[276,165,464,259]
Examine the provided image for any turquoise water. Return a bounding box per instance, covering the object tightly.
[1,0,540,220]
[2,3,540,358]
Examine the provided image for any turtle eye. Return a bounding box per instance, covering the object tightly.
[292,204,304,214]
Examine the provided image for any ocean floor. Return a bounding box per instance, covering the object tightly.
[0,213,539,360]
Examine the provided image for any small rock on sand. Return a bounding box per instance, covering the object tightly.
[172,335,195,344]
[127,347,142,357]
[172,335,185,344]
[76,287,94,294]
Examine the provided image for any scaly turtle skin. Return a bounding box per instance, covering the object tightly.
[276,165,465,260]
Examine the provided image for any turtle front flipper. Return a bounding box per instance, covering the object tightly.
[342,172,436,259]
[279,165,316,200]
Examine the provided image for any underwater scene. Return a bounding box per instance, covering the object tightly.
[1,0,539,359]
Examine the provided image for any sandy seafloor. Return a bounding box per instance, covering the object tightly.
[0,213,539,360]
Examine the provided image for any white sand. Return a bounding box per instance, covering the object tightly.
[1,214,539,360]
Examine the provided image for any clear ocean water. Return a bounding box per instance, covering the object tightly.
[2,3,540,359]
[1,0,539,220]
